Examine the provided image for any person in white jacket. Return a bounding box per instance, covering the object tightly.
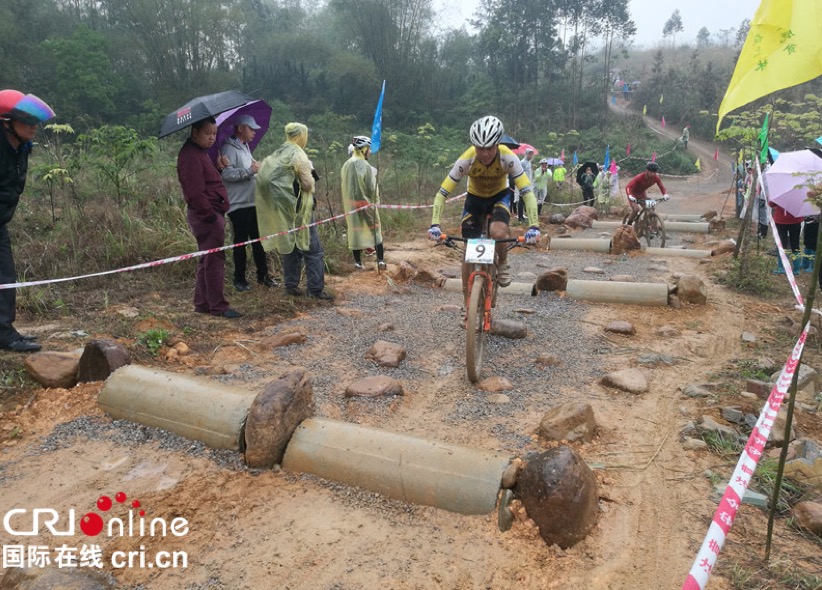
[220,115,278,291]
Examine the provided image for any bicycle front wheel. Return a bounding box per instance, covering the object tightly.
[644,212,666,248]
[466,277,488,383]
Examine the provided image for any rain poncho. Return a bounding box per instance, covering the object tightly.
[255,124,315,254]
[341,149,382,250]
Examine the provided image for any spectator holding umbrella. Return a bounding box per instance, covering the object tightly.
[220,115,279,292]
[0,91,55,351]
[177,117,241,318]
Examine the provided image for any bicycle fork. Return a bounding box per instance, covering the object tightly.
[466,270,494,331]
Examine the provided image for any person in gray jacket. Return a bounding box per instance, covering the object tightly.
[220,115,278,291]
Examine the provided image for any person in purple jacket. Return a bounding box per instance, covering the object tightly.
[176,117,241,318]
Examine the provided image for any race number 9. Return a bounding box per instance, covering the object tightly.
[465,238,496,264]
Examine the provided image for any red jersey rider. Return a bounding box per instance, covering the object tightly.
[625,161,669,223]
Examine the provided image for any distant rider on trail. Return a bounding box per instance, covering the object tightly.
[427,116,540,296]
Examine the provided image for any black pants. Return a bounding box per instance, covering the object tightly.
[0,225,18,344]
[776,222,801,254]
[228,206,268,282]
[582,188,595,207]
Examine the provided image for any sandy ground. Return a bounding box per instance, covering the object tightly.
[1,130,821,589]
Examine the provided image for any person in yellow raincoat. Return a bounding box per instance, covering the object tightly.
[341,135,385,270]
[255,123,333,300]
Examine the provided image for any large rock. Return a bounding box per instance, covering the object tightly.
[548,213,566,225]
[244,369,315,468]
[676,275,708,305]
[365,340,407,368]
[489,319,527,339]
[792,501,822,536]
[0,567,112,589]
[710,240,736,256]
[611,225,641,254]
[563,213,593,229]
[515,446,599,548]
[77,339,131,383]
[783,439,822,489]
[605,321,635,335]
[24,351,81,389]
[345,376,404,398]
[601,368,649,394]
[267,331,307,348]
[536,268,568,292]
[538,402,597,443]
[572,205,598,220]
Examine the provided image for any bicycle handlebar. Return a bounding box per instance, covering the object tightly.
[439,235,526,244]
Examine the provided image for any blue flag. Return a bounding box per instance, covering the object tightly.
[572,151,578,166]
[816,136,822,147]
[371,80,386,153]
[603,145,610,171]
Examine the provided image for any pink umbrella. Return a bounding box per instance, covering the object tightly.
[764,149,822,217]
[207,99,273,164]
[512,143,539,156]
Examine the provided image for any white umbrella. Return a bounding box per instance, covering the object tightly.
[764,149,822,217]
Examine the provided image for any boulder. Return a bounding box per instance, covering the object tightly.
[489,320,527,339]
[538,402,597,443]
[535,268,568,292]
[365,340,407,368]
[792,502,822,536]
[76,339,131,383]
[710,240,737,256]
[244,369,315,469]
[345,376,404,398]
[611,225,641,254]
[563,213,593,229]
[601,368,649,394]
[605,321,636,336]
[515,446,599,548]
[548,213,566,225]
[572,205,598,220]
[675,275,708,305]
[24,351,81,389]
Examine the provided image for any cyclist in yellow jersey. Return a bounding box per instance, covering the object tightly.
[428,116,540,291]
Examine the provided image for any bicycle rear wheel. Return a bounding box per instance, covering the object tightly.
[466,277,488,383]
[644,212,666,248]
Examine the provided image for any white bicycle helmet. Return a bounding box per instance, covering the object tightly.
[351,135,371,149]
[469,116,504,148]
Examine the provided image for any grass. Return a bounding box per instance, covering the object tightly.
[715,249,778,297]
[726,559,822,590]
[702,430,745,457]
[752,459,810,515]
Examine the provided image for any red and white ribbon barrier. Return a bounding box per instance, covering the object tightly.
[681,322,810,590]
[0,193,467,291]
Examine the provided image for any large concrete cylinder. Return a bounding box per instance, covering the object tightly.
[548,238,612,252]
[592,220,709,233]
[283,417,511,515]
[566,279,669,306]
[644,247,710,258]
[99,365,257,450]
[660,214,704,222]
[442,278,534,295]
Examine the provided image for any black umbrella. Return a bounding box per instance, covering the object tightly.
[576,161,600,185]
[158,90,256,138]
[500,133,520,149]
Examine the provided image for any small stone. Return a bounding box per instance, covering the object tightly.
[582,266,605,274]
[682,437,708,451]
[486,393,511,404]
[501,458,523,489]
[605,321,635,335]
[345,376,404,398]
[741,331,757,343]
[378,323,395,332]
[440,305,462,313]
[365,340,407,368]
[609,274,635,282]
[479,377,514,392]
[267,331,307,348]
[601,368,648,394]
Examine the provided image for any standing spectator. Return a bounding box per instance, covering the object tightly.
[680,125,690,149]
[0,91,55,351]
[579,166,596,207]
[220,115,278,292]
[533,159,551,215]
[552,161,567,191]
[802,215,819,273]
[255,123,333,300]
[341,135,385,270]
[177,117,241,318]
[516,148,535,222]
[768,201,803,275]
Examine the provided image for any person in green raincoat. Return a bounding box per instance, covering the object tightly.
[255,122,333,300]
[341,135,385,270]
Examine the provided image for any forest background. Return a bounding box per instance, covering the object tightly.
[2,0,822,300]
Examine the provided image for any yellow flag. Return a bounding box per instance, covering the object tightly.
[717,0,822,131]
[695,158,701,171]
[643,104,647,116]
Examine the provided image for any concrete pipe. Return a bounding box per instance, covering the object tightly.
[566,279,669,306]
[99,365,258,450]
[548,238,612,252]
[664,221,710,233]
[660,214,704,222]
[442,278,534,296]
[283,417,511,515]
[644,247,710,258]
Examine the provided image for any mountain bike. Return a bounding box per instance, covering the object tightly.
[438,223,526,383]
[622,196,667,248]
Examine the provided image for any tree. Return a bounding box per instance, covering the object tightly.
[596,0,636,110]
[662,9,683,46]
[696,27,711,47]
[735,19,750,48]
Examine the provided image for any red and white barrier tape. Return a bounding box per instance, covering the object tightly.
[681,323,809,590]
[0,193,467,290]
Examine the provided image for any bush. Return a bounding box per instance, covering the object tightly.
[716,250,777,297]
